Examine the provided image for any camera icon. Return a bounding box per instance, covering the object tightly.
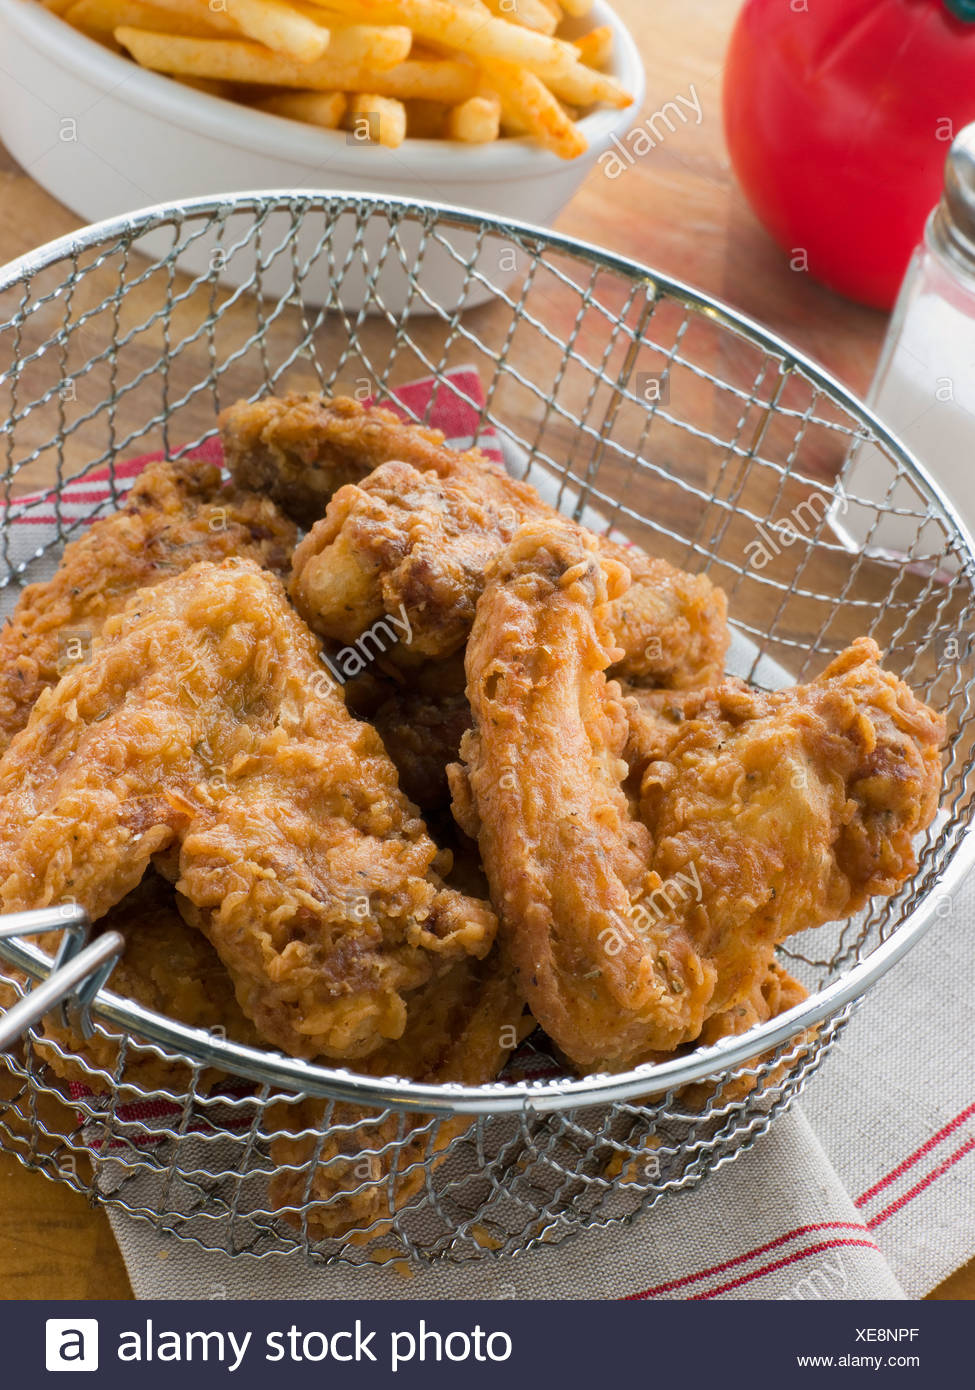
[45,1319,99,1372]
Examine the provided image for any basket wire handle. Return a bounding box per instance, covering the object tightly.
[0,905,123,1053]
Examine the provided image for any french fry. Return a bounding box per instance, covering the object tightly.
[557,0,591,14]
[444,92,500,143]
[65,0,224,35]
[172,72,234,93]
[405,98,447,138]
[371,57,477,102]
[343,92,406,147]
[296,16,411,67]
[141,0,239,35]
[548,57,631,109]
[483,0,557,36]
[318,0,578,78]
[484,56,586,158]
[572,22,611,69]
[114,29,479,101]
[223,0,330,60]
[255,88,347,125]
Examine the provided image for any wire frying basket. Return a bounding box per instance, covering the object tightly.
[0,192,973,1269]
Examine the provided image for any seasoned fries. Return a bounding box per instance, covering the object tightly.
[64,0,227,37]
[116,30,479,99]
[312,0,579,79]
[572,22,611,69]
[222,0,330,61]
[444,92,500,143]
[53,0,634,156]
[256,87,347,125]
[343,91,407,145]
[489,57,586,159]
[295,20,412,67]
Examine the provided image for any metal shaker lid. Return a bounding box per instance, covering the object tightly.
[932,123,975,271]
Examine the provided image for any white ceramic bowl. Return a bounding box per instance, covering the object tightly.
[0,0,645,307]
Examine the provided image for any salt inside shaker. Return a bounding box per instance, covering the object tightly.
[836,122,975,566]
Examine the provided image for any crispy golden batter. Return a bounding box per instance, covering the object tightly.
[619,679,752,780]
[220,393,513,529]
[268,947,528,1242]
[289,459,525,667]
[604,959,810,1154]
[0,558,496,1061]
[36,870,262,1092]
[0,457,296,753]
[623,647,944,913]
[223,394,728,688]
[605,546,728,687]
[697,958,808,1048]
[449,521,944,1071]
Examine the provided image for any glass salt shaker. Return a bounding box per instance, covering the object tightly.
[837,122,975,563]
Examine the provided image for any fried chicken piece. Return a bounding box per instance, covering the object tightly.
[35,870,262,1093]
[606,547,728,687]
[623,645,944,913]
[603,959,809,1180]
[0,456,296,752]
[341,656,472,812]
[220,392,512,530]
[619,679,752,777]
[449,522,944,1072]
[287,455,541,667]
[370,688,473,812]
[0,558,496,1061]
[223,393,728,687]
[697,958,807,1048]
[268,947,529,1242]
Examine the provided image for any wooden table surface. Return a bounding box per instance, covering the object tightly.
[0,0,971,1301]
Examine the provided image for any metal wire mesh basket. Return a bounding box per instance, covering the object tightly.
[1,191,973,1269]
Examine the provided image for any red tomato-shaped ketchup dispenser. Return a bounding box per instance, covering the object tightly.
[723,0,975,309]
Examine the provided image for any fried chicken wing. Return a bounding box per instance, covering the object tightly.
[0,457,296,751]
[220,392,513,529]
[224,393,729,688]
[289,458,528,667]
[449,521,944,1071]
[268,946,529,1242]
[0,558,496,1061]
[623,644,945,910]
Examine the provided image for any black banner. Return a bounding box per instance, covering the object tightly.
[0,1298,964,1387]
